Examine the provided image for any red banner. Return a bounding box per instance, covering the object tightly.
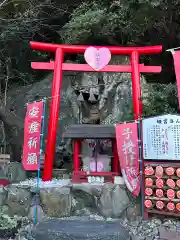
[22,101,44,171]
[116,122,140,196]
[172,51,180,108]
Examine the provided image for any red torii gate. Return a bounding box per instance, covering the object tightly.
[30,41,162,181]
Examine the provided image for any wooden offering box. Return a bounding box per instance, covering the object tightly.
[144,161,180,218]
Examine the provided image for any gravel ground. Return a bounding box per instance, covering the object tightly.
[3,215,179,240]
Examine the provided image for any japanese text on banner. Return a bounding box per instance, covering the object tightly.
[116,122,140,196]
[22,101,44,171]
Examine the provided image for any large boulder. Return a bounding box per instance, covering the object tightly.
[39,187,71,217]
[5,185,32,216]
[98,183,130,218]
[2,162,27,183]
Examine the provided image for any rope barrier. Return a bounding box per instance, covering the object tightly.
[34,99,46,225]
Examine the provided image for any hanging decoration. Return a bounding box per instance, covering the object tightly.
[167,48,180,108]
[116,122,140,196]
[88,88,97,102]
[22,100,44,171]
[84,47,111,71]
[77,92,84,101]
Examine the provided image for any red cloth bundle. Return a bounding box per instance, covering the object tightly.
[167,202,175,211]
[176,203,180,211]
[167,189,175,200]
[156,178,164,188]
[145,178,153,187]
[156,200,164,210]
[155,166,163,178]
[156,189,164,198]
[166,179,175,188]
[144,200,152,208]
[176,179,180,187]
[145,188,153,196]
[176,168,180,178]
[165,167,175,176]
[145,166,154,176]
[176,190,180,199]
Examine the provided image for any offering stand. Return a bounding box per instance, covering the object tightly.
[64,124,120,183]
[142,114,180,218]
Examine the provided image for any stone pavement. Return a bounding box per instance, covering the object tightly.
[31,219,130,240]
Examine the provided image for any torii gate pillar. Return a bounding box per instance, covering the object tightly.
[30,42,162,181]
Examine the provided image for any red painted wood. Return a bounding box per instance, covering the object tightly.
[31,62,161,73]
[71,171,118,183]
[0,179,9,185]
[74,140,80,171]
[42,48,64,181]
[73,171,119,176]
[30,41,162,54]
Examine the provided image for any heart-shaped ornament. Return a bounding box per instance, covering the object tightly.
[84,47,111,71]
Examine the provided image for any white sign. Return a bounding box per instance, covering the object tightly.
[87,176,104,184]
[143,114,180,160]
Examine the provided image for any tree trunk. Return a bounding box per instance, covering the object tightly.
[0,104,24,162]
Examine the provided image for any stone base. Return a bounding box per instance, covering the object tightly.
[31,219,130,240]
[0,179,140,221]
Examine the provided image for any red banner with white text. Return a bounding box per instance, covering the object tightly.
[172,51,180,108]
[116,122,140,196]
[22,101,44,171]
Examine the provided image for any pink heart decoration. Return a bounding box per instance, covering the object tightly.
[84,47,111,71]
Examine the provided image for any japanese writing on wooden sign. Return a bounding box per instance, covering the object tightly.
[143,114,180,160]
[116,122,140,196]
[22,101,44,171]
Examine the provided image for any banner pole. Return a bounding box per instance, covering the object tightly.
[34,99,46,225]
[137,120,144,218]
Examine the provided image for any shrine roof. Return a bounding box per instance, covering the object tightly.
[63,124,115,139]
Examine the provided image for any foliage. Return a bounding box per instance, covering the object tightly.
[0,0,73,88]
[61,0,180,46]
[143,83,179,117]
[122,83,178,121]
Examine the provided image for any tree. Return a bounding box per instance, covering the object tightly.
[0,0,77,161]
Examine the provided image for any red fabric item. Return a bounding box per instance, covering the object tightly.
[166,179,175,188]
[176,203,180,211]
[145,188,153,196]
[156,178,164,188]
[167,202,175,211]
[156,201,164,210]
[144,200,152,208]
[156,189,164,198]
[145,178,153,187]
[176,190,180,199]
[155,166,163,178]
[145,166,154,176]
[165,167,175,176]
[177,179,180,187]
[22,100,44,171]
[172,50,180,108]
[116,122,140,196]
[167,189,175,200]
[176,168,180,178]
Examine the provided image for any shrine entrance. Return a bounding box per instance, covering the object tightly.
[30,41,162,181]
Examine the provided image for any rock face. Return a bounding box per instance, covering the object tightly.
[0,181,134,220]
[40,187,71,217]
[1,162,27,183]
[98,183,130,218]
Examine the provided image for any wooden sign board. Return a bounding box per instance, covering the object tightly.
[143,114,180,160]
